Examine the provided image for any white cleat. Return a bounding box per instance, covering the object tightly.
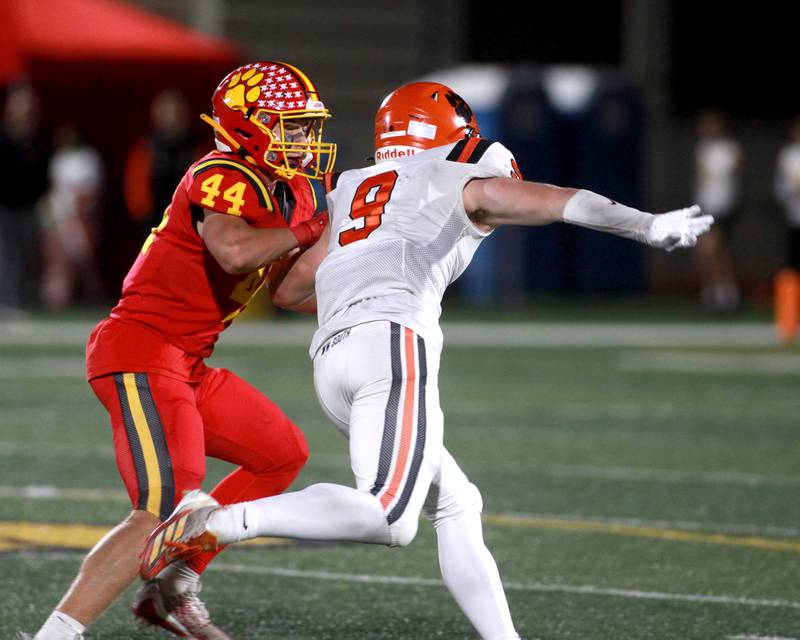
[132,579,231,639]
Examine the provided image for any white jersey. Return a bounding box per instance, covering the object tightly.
[311,139,518,357]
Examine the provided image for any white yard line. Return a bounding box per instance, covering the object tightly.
[439,322,778,348]
[617,351,800,375]
[18,552,800,611]
[0,485,127,501]
[2,441,797,489]
[500,511,800,538]
[0,356,86,379]
[728,636,800,640]
[209,564,800,610]
[0,320,778,348]
[0,442,115,458]
[543,463,800,488]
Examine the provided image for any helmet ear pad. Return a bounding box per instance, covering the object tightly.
[226,110,272,161]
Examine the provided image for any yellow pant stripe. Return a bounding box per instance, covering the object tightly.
[123,373,162,517]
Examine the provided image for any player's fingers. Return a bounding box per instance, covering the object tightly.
[685,204,703,217]
[689,216,714,233]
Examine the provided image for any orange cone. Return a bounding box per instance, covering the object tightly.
[775,269,800,343]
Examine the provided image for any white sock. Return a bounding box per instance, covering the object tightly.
[436,512,520,640]
[156,560,201,596]
[208,483,390,545]
[34,611,86,640]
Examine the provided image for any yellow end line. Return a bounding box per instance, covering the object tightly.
[3,516,798,554]
[484,514,800,552]
[0,522,288,552]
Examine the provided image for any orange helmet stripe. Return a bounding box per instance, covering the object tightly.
[455,137,480,163]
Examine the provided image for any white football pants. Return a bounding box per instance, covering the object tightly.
[221,320,519,639]
[314,320,447,544]
[314,320,519,639]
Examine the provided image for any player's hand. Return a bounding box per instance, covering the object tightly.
[290,211,329,248]
[645,205,714,251]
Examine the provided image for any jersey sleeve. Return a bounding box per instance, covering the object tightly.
[476,140,523,180]
[187,157,278,225]
[443,139,523,239]
[281,175,328,227]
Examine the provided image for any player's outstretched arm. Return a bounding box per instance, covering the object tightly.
[464,178,714,251]
[464,178,576,230]
[201,209,327,274]
[561,190,713,251]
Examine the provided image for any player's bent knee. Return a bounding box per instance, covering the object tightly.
[289,422,310,469]
[304,483,393,545]
[426,482,483,529]
[251,418,309,475]
[388,513,420,547]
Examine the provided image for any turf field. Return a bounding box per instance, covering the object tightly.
[2,302,799,639]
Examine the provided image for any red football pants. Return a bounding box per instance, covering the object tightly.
[90,367,309,573]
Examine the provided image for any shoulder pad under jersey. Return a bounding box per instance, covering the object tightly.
[446,138,523,180]
[279,174,327,226]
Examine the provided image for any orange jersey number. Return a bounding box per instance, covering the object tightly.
[338,170,398,246]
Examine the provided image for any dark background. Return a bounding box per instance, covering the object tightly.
[5,0,796,307]
[468,2,797,118]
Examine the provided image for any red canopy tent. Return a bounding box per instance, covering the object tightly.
[0,0,240,83]
[0,0,241,147]
[0,0,243,290]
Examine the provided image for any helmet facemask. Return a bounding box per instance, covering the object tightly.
[256,109,336,180]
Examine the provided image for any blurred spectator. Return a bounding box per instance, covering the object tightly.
[693,108,743,313]
[0,83,51,317]
[38,123,105,310]
[774,116,800,269]
[124,88,205,229]
[772,115,800,342]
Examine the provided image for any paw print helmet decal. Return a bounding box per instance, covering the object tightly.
[201,61,336,180]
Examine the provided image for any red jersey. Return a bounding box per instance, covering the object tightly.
[87,151,325,381]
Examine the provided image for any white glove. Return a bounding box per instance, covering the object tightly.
[645,205,714,251]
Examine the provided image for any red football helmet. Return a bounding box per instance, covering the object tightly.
[373,81,480,163]
[201,61,336,180]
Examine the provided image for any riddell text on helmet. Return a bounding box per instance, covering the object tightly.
[375,146,419,163]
